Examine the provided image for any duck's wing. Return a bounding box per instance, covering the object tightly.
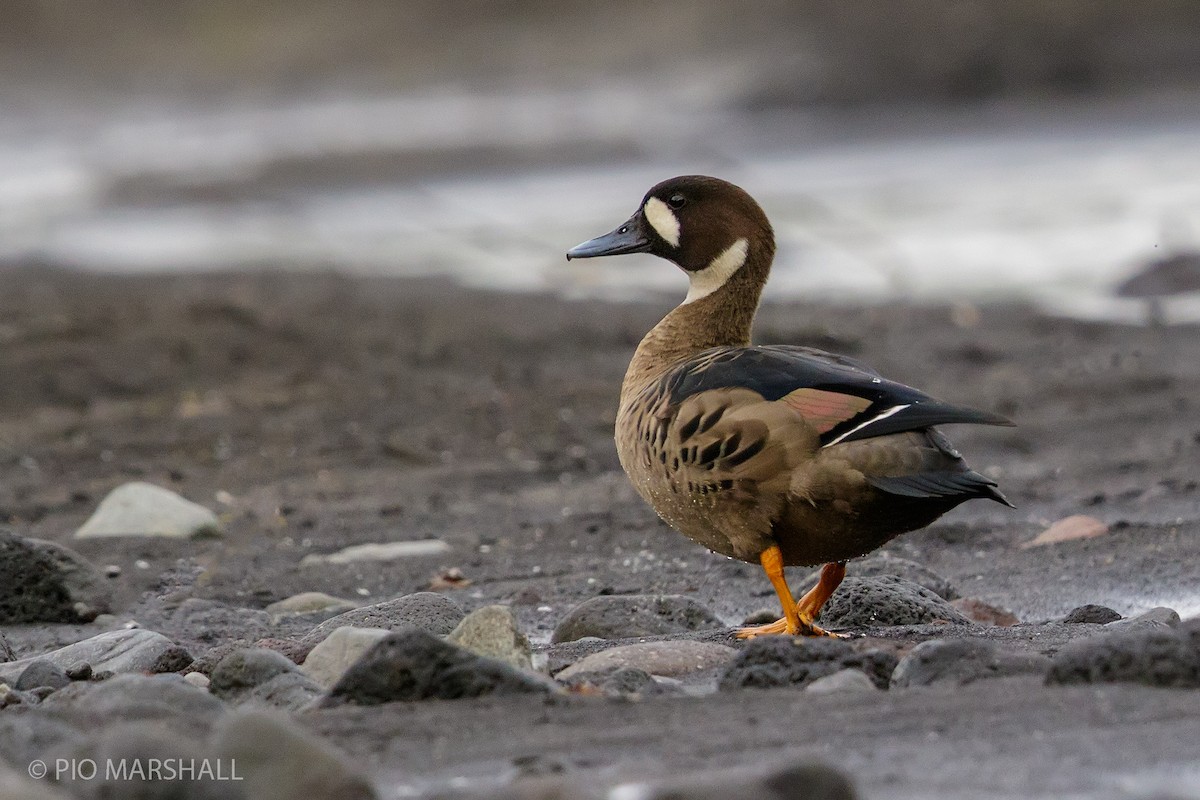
[659,345,1012,449]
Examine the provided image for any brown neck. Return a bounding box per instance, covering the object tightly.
[621,240,772,402]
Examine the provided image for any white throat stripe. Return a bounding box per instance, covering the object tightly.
[643,197,680,247]
[683,237,749,304]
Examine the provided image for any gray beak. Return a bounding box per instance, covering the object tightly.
[566,216,651,260]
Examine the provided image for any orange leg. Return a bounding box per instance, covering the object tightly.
[735,548,846,639]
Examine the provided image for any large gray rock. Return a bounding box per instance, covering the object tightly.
[890,639,1051,688]
[302,592,465,645]
[0,630,189,684]
[556,640,735,681]
[302,627,392,689]
[318,628,557,707]
[551,594,723,643]
[719,637,897,691]
[42,673,226,727]
[1047,622,1200,688]
[212,710,377,800]
[447,605,532,670]
[209,648,302,703]
[75,481,221,539]
[0,530,112,623]
[818,575,969,629]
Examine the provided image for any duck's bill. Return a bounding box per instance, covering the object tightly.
[566,218,651,260]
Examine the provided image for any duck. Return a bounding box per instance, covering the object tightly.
[566,175,1014,638]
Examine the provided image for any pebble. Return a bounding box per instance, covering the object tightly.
[1047,621,1200,688]
[318,628,557,707]
[74,481,221,539]
[300,539,450,566]
[559,666,682,698]
[818,575,969,629]
[246,671,324,710]
[719,637,897,691]
[1105,606,1181,630]
[65,662,92,681]
[1020,514,1108,549]
[0,529,113,623]
[805,668,879,695]
[183,671,211,689]
[550,594,723,643]
[212,710,378,800]
[267,591,360,622]
[209,647,302,702]
[302,592,465,645]
[890,639,1051,688]
[1061,604,1123,624]
[447,605,533,670]
[614,759,858,800]
[950,597,1020,626]
[14,660,71,692]
[0,629,188,684]
[301,626,392,688]
[556,640,736,681]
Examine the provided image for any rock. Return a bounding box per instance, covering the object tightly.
[618,760,858,800]
[300,539,449,566]
[14,660,71,691]
[0,530,112,623]
[301,627,392,688]
[319,628,557,707]
[447,605,533,670]
[184,671,211,689]
[950,597,1020,626]
[212,710,378,800]
[1061,604,1122,624]
[806,668,879,695]
[550,594,723,643]
[267,591,359,621]
[209,647,302,702]
[64,662,92,681]
[254,637,315,664]
[719,637,897,691]
[814,555,957,600]
[173,598,275,645]
[0,759,73,800]
[555,641,736,681]
[1,632,13,662]
[0,630,187,684]
[43,673,226,726]
[1020,515,1108,549]
[67,721,223,800]
[818,576,969,629]
[558,666,682,698]
[74,481,221,539]
[890,639,1051,688]
[247,671,324,710]
[1105,606,1181,630]
[302,592,465,645]
[1047,625,1200,688]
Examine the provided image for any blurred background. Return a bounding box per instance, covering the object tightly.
[3,0,1200,319]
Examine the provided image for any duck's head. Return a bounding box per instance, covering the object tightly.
[567,175,774,304]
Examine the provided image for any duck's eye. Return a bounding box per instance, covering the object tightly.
[667,193,687,210]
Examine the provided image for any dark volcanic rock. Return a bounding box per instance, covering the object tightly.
[551,594,723,643]
[1047,623,1200,688]
[14,660,71,691]
[303,592,465,645]
[210,647,303,702]
[719,636,897,691]
[1061,604,1123,624]
[818,576,969,629]
[811,555,958,600]
[0,529,112,623]
[890,639,1051,688]
[319,628,556,707]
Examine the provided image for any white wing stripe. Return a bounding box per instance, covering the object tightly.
[822,403,912,448]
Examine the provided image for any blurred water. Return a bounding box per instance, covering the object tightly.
[3,88,1200,320]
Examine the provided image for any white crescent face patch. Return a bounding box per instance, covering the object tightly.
[643,196,680,248]
[683,237,748,304]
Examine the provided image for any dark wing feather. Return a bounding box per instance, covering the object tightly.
[662,345,1013,447]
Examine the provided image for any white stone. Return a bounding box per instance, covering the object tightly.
[556,640,736,680]
[301,626,391,688]
[75,481,221,539]
[0,629,179,683]
[183,671,211,690]
[805,668,879,695]
[267,591,359,621]
[300,539,449,566]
